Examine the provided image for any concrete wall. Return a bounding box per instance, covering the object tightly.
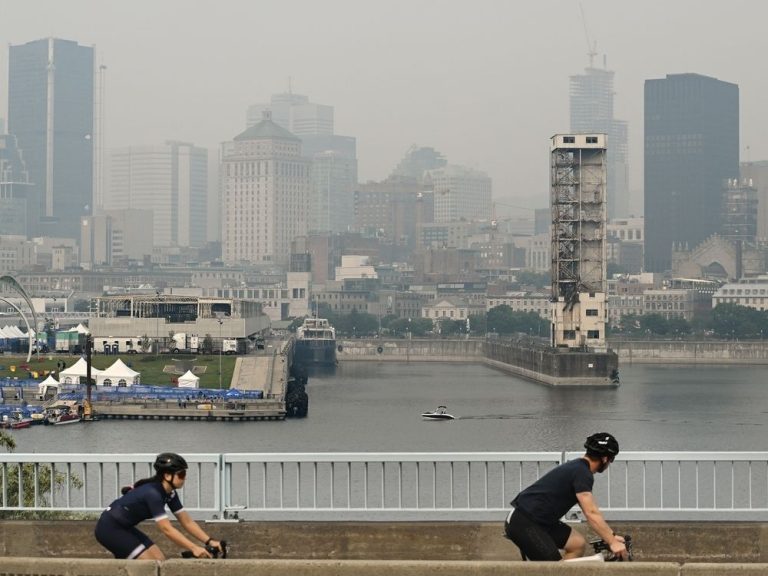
[610,340,768,364]
[336,338,485,362]
[3,520,768,563]
[3,558,768,576]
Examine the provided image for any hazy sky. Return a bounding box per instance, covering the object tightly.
[2,0,766,218]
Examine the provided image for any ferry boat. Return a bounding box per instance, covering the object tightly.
[295,317,337,366]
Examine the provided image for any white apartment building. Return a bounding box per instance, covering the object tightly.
[426,165,492,223]
[486,292,552,320]
[107,142,207,248]
[220,112,310,267]
[525,233,550,273]
[713,280,768,312]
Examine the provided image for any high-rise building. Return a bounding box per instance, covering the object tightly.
[106,141,207,248]
[246,92,333,136]
[220,111,310,267]
[0,133,33,236]
[246,93,357,236]
[550,134,607,351]
[740,161,768,242]
[644,73,739,272]
[425,165,492,224]
[570,65,629,219]
[8,38,94,240]
[721,178,757,244]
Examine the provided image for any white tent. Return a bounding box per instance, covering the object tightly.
[38,374,60,396]
[59,358,102,384]
[177,370,200,388]
[97,358,140,387]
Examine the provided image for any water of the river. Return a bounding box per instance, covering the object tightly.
[9,362,768,454]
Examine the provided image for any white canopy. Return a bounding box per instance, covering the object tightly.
[59,358,102,384]
[72,323,90,334]
[177,370,200,388]
[38,374,60,394]
[96,358,140,387]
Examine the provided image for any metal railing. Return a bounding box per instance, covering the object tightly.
[1,451,768,521]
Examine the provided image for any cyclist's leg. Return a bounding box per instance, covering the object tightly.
[95,512,157,559]
[504,509,561,561]
[559,523,587,559]
[136,544,165,560]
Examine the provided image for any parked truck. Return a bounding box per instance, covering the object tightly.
[170,333,200,354]
[97,337,146,355]
[222,338,247,355]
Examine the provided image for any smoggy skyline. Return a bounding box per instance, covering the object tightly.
[2,0,766,218]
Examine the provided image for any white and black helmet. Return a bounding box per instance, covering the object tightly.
[584,433,620,458]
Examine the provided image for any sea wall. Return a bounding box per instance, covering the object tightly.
[337,339,617,386]
[610,340,768,364]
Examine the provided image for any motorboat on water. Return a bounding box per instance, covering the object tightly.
[44,401,82,426]
[421,405,455,420]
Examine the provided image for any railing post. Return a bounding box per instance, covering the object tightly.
[218,452,226,519]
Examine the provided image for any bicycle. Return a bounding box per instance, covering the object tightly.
[181,540,228,559]
[590,534,633,561]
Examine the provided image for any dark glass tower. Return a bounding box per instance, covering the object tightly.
[644,73,739,272]
[8,38,94,240]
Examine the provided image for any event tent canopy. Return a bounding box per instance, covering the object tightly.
[97,358,140,387]
[177,370,200,388]
[59,358,102,384]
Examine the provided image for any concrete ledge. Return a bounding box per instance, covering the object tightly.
[0,557,158,575]
[13,558,768,575]
[681,565,768,575]
[3,521,768,563]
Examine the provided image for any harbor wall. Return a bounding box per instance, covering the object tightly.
[610,340,768,364]
[336,339,617,386]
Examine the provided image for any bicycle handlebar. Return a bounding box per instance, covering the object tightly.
[590,534,633,561]
[181,540,228,559]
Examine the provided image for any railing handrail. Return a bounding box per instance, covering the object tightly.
[3,451,768,521]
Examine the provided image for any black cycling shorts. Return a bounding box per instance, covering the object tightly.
[94,509,154,559]
[504,508,572,561]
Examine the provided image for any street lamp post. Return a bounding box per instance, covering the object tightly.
[218,319,223,390]
[155,291,161,358]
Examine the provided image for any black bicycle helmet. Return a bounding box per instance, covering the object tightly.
[584,433,620,458]
[153,452,188,474]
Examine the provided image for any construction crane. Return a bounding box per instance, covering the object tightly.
[579,2,598,68]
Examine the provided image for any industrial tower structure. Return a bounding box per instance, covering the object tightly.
[550,134,607,351]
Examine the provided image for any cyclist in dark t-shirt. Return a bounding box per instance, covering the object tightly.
[95,453,222,560]
[504,433,628,561]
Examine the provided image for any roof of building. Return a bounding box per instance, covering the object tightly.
[233,114,299,142]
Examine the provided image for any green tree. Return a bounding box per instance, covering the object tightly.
[438,319,462,336]
[640,314,669,335]
[0,429,83,519]
[468,312,487,335]
[201,334,214,354]
[712,303,768,339]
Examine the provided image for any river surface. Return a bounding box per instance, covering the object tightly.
[9,363,768,454]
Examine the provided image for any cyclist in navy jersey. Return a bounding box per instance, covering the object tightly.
[504,433,628,561]
[95,452,222,559]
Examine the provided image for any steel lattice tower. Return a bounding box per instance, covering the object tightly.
[550,134,607,351]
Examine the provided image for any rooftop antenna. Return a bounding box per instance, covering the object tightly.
[579,2,598,68]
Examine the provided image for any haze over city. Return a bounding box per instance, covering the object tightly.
[3,0,766,217]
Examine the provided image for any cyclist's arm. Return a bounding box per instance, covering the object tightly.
[576,491,627,559]
[155,516,210,558]
[174,510,221,551]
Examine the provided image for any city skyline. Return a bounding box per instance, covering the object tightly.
[2,0,767,219]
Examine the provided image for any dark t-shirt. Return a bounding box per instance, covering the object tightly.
[512,458,594,525]
[107,481,183,527]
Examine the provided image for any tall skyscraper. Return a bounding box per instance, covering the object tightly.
[0,133,33,236]
[106,141,207,248]
[644,73,739,272]
[246,92,333,136]
[8,38,94,240]
[570,65,629,219]
[221,111,311,267]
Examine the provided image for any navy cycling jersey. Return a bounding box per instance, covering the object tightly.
[106,481,183,527]
[512,458,593,525]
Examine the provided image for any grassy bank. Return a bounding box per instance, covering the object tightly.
[0,353,237,389]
